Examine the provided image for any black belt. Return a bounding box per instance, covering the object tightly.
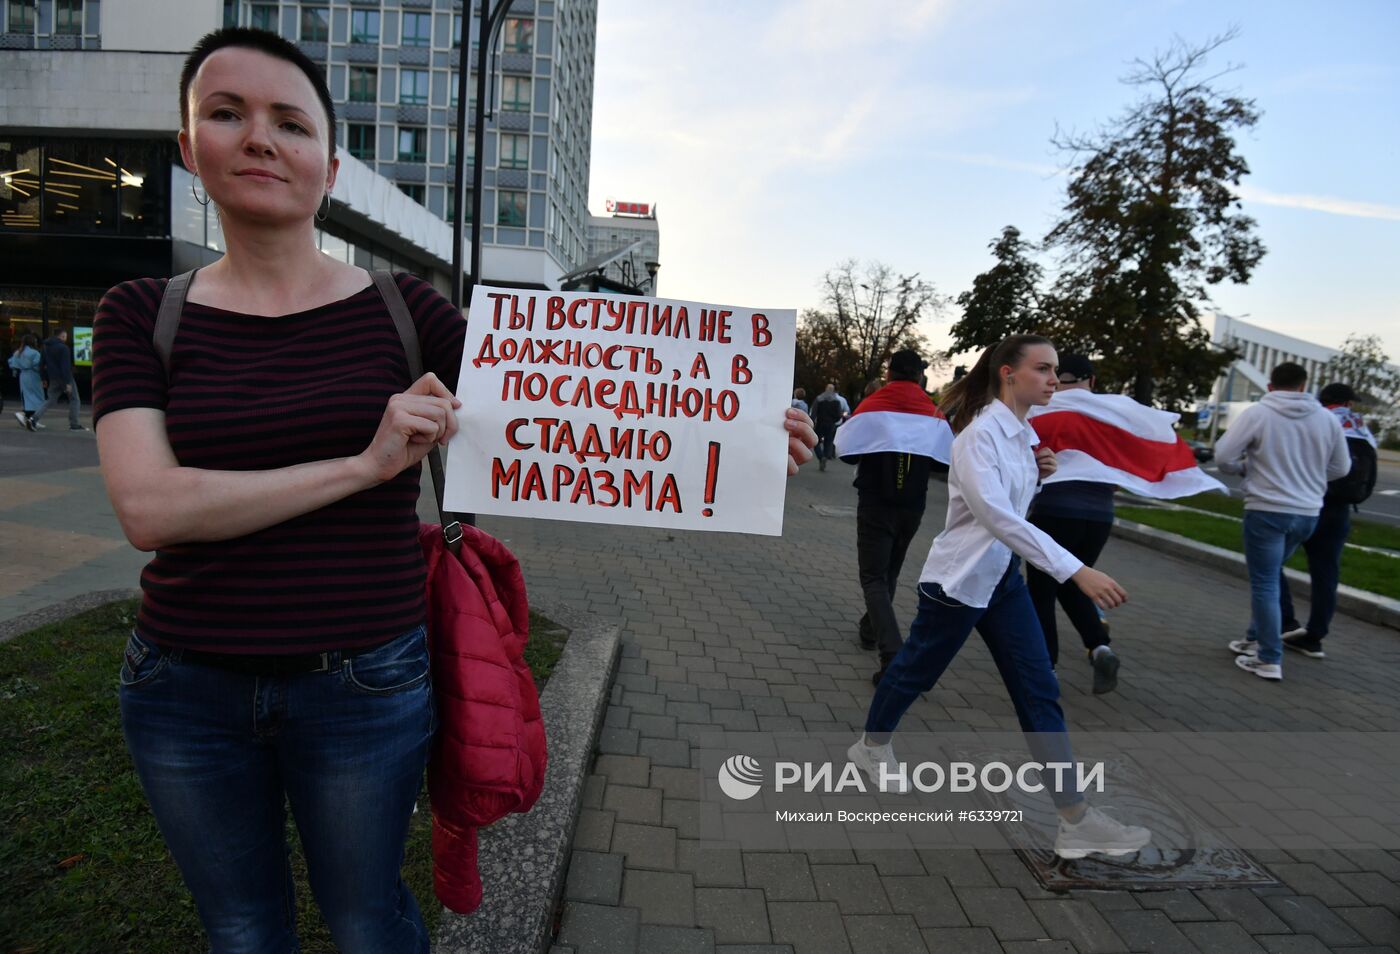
[179,641,386,676]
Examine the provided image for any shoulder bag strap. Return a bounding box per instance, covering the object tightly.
[154,268,198,376]
[371,270,466,551]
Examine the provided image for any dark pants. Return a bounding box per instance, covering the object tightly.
[865,558,1083,808]
[1025,513,1113,665]
[815,423,838,461]
[1279,499,1352,641]
[856,501,925,661]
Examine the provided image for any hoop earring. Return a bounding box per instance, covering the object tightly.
[191,175,210,207]
[315,192,331,222]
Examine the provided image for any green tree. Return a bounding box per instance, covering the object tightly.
[1325,333,1400,436]
[1044,30,1265,407]
[947,226,1044,355]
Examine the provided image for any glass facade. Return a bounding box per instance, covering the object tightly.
[1,137,169,238]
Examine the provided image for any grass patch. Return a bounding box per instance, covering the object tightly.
[1117,506,1400,601]
[1141,493,1400,552]
[1,599,567,953]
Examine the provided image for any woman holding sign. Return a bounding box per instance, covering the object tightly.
[848,335,1151,860]
[90,24,816,954]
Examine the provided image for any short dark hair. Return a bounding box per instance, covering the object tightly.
[1318,382,1357,405]
[180,28,337,159]
[1270,362,1308,389]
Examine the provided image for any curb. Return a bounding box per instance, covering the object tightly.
[1113,519,1400,632]
[434,598,621,954]
[0,588,141,644]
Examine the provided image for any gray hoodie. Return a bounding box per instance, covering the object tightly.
[1214,390,1350,516]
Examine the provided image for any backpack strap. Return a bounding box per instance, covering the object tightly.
[153,268,197,376]
[370,271,467,551]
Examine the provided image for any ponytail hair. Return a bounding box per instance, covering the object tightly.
[941,334,1052,433]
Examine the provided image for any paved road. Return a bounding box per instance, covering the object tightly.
[3,431,1399,953]
[1203,456,1400,528]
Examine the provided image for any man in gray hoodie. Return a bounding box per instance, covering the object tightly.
[1214,362,1350,680]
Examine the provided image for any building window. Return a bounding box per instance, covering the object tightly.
[300,6,329,42]
[6,0,35,32]
[501,75,531,112]
[445,187,476,224]
[498,189,526,227]
[399,69,429,106]
[449,72,458,108]
[350,9,379,44]
[347,123,375,160]
[398,182,425,204]
[452,13,462,49]
[503,17,533,54]
[54,0,82,34]
[499,133,529,170]
[223,0,237,27]
[401,11,431,47]
[447,131,475,166]
[349,66,377,103]
[249,3,276,32]
[397,127,426,163]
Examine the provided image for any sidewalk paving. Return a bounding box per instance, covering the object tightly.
[3,441,1398,952]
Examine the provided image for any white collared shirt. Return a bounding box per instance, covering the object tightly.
[919,399,1083,608]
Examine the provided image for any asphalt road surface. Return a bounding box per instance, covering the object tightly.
[1203,455,1400,527]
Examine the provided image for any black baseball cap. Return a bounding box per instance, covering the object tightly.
[1057,354,1095,382]
[889,349,928,376]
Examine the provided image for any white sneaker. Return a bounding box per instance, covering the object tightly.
[1055,806,1152,859]
[1281,626,1308,640]
[13,412,26,429]
[1235,654,1282,680]
[847,736,911,795]
[1227,638,1257,656]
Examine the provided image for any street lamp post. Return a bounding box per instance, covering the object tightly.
[450,0,517,309]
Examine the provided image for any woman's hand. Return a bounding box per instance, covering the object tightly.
[785,406,817,476]
[356,373,462,483]
[1034,445,1058,481]
[1071,566,1128,609]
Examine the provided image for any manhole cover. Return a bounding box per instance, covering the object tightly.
[955,748,1278,891]
[810,504,857,518]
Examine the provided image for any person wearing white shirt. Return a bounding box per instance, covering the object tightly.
[847,335,1151,860]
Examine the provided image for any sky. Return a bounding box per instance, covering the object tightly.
[585,0,1400,366]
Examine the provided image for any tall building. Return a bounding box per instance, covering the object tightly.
[217,0,597,287]
[585,200,660,294]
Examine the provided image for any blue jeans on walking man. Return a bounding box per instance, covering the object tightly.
[1242,510,1318,665]
[865,557,1083,808]
[120,624,437,954]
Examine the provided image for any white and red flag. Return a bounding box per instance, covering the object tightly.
[1027,388,1225,499]
[833,380,955,463]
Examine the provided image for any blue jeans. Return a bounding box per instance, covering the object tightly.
[120,625,437,954]
[1279,499,1352,641]
[1243,510,1318,664]
[865,558,1083,808]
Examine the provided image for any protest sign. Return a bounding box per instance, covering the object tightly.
[443,287,797,535]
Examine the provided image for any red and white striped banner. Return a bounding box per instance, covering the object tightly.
[833,381,955,463]
[1028,389,1225,499]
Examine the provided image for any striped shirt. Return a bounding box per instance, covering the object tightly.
[91,273,466,654]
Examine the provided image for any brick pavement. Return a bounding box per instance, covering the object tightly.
[3,437,1398,952]
[474,461,1400,954]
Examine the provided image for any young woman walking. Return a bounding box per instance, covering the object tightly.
[847,335,1151,859]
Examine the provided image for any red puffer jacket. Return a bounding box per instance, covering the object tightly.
[420,522,547,913]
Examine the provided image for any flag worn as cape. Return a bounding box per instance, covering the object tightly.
[834,380,955,464]
[1027,388,1225,499]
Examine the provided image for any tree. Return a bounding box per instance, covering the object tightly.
[794,259,944,396]
[1325,333,1400,437]
[947,226,1044,355]
[1043,30,1265,407]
